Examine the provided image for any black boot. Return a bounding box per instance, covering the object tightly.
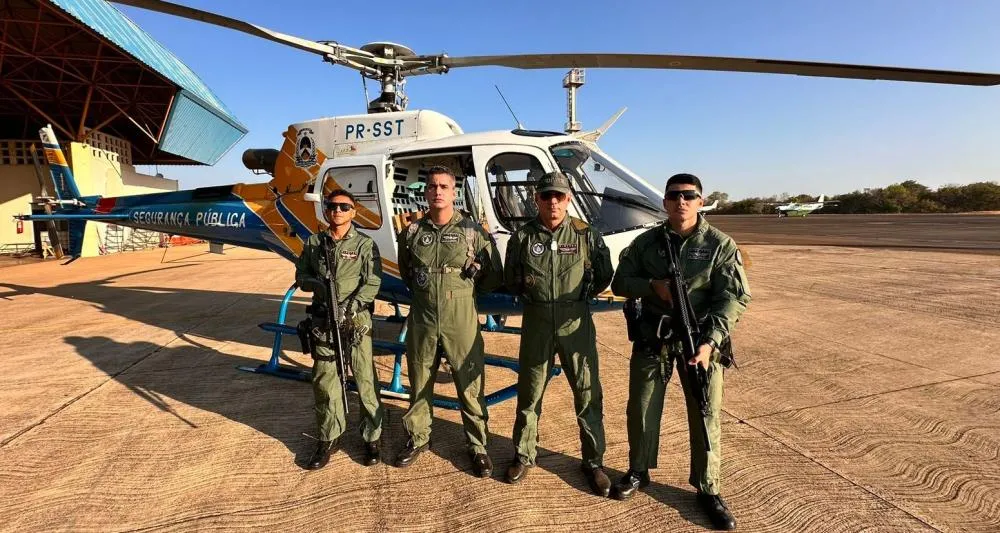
[364,441,381,466]
[395,438,429,468]
[612,469,650,501]
[304,439,338,470]
[580,463,611,497]
[470,453,493,478]
[504,457,532,484]
[697,492,737,531]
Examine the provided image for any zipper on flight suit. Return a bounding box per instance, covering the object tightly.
[549,226,557,333]
[434,222,441,341]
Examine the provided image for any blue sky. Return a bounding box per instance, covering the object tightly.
[123,0,1000,200]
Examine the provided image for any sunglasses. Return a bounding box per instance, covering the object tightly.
[325,202,355,213]
[538,191,567,202]
[665,190,702,201]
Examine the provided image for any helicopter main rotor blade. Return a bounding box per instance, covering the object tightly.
[111,0,359,59]
[440,53,1000,86]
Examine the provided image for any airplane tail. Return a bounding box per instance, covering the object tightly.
[818,194,825,203]
[39,124,85,206]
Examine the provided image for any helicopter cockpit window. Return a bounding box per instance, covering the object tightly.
[322,166,383,229]
[551,142,662,235]
[485,153,544,231]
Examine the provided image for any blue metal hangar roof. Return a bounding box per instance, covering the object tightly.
[0,0,247,165]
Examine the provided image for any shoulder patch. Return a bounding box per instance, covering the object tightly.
[571,217,589,234]
[406,222,420,238]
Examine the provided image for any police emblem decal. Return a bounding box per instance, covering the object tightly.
[415,269,429,287]
[419,233,434,246]
[530,242,545,256]
[295,128,317,168]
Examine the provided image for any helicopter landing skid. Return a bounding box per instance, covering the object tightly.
[239,284,561,410]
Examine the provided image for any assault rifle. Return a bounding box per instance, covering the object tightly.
[319,235,351,415]
[658,234,713,452]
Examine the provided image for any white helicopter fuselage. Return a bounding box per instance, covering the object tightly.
[263,109,667,306]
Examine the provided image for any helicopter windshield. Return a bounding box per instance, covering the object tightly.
[550,142,664,235]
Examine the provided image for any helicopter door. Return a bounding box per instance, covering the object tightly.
[472,146,553,242]
[311,154,388,230]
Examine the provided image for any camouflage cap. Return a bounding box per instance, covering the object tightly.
[535,171,573,195]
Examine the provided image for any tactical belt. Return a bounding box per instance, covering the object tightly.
[638,312,736,368]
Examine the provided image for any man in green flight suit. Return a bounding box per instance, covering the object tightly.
[394,165,503,476]
[296,190,385,470]
[502,171,615,497]
[610,173,751,530]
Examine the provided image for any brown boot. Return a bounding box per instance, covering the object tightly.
[581,463,611,497]
[504,458,532,484]
[395,438,429,468]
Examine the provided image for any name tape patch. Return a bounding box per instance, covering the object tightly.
[687,248,711,261]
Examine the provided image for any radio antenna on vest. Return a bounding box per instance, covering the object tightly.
[495,85,524,130]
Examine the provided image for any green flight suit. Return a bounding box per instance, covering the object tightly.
[397,212,503,455]
[295,226,384,443]
[505,216,613,467]
[610,216,751,495]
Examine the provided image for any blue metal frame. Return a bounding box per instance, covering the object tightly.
[240,286,561,409]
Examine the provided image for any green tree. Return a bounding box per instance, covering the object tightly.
[704,191,730,206]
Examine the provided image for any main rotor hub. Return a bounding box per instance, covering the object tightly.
[358,42,419,113]
[359,42,416,59]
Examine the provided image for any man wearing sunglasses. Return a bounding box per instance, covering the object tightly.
[394,166,503,476]
[295,189,385,470]
[609,173,750,530]
[502,171,614,497]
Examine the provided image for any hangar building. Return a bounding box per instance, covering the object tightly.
[1,0,246,257]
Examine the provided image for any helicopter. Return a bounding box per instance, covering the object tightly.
[18,0,1000,403]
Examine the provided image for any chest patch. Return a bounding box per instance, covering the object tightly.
[529,242,546,257]
[418,233,434,246]
[557,243,579,255]
[339,250,358,260]
[687,247,712,261]
[440,233,461,244]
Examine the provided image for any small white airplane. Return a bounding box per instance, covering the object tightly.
[774,195,838,217]
[699,200,720,212]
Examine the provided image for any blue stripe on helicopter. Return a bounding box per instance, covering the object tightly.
[274,197,313,241]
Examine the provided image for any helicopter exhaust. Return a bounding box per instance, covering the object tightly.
[242,149,279,175]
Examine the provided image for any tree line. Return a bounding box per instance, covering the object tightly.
[705,180,1000,214]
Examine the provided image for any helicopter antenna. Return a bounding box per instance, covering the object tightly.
[494,85,524,129]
